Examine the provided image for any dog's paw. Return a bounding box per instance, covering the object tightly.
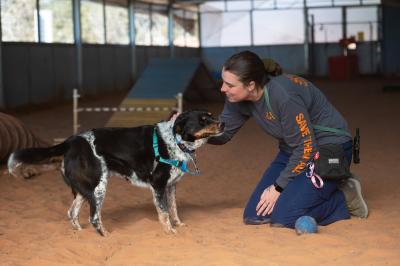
[21,166,39,179]
[173,221,187,228]
[72,224,83,231]
[168,228,177,235]
[98,228,110,237]
[163,225,177,235]
[70,220,83,231]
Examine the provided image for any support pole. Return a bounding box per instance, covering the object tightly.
[342,6,347,56]
[73,0,83,92]
[377,4,382,74]
[36,0,42,42]
[342,6,347,40]
[303,0,310,75]
[176,93,183,113]
[310,14,315,76]
[73,89,80,135]
[0,2,5,108]
[250,0,254,46]
[197,8,202,49]
[168,3,175,58]
[128,0,137,81]
[103,0,107,43]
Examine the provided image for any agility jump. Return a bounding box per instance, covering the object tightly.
[72,89,183,134]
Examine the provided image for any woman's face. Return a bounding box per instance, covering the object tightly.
[221,69,254,102]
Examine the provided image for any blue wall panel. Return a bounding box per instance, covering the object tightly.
[98,46,115,94]
[382,5,400,75]
[82,45,100,95]
[114,47,132,90]
[29,45,55,104]
[3,44,31,107]
[202,43,380,78]
[201,45,306,78]
[2,43,200,108]
[357,42,379,74]
[53,45,76,99]
[312,44,342,77]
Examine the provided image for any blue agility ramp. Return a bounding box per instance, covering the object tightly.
[107,58,221,127]
[128,57,220,100]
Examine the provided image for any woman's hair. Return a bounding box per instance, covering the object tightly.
[223,50,282,88]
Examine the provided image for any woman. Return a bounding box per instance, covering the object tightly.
[208,51,368,228]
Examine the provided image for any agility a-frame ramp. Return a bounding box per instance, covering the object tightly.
[106,58,221,127]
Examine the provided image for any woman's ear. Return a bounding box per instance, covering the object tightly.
[247,81,256,92]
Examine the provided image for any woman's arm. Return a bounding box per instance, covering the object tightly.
[208,99,250,145]
[275,97,318,190]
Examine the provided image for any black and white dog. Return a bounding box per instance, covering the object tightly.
[8,110,224,236]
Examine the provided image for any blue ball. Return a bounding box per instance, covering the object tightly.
[295,216,318,235]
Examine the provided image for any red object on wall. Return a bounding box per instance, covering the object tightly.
[328,55,359,80]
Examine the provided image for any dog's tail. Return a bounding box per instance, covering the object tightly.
[7,140,70,179]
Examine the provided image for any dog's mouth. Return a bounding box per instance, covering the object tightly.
[193,123,224,139]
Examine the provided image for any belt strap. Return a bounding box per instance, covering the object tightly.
[313,125,352,138]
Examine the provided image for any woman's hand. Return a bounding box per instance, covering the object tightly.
[256,185,281,216]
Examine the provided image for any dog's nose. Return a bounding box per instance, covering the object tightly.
[219,122,225,131]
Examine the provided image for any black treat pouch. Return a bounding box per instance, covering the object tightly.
[314,144,351,180]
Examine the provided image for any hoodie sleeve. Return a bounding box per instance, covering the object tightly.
[208,99,250,145]
[274,97,317,190]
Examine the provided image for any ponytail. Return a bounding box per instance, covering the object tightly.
[262,58,283,77]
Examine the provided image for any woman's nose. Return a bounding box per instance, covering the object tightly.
[221,84,227,92]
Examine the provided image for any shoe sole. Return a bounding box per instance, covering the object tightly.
[243,217,271,225]
[349,178,369,218]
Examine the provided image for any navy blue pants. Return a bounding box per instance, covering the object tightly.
[243,142,352,228]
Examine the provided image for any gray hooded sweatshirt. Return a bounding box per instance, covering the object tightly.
[209,74,352,190]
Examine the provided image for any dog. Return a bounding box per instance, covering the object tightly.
[8,110,224,236]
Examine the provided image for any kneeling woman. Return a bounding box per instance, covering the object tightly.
[208,51,368,228]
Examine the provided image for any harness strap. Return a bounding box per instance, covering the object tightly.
[152,127,199,176]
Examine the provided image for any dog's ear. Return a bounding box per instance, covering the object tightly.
[173,114,195,141]
[167,110,178,120]
[173,115,185,135]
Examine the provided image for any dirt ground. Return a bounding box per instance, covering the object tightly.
[1,78,400,265]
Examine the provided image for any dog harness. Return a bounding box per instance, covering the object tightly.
[152,128,200,176]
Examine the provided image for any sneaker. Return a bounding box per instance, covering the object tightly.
[339,177,369,218]
[243,217,270,225]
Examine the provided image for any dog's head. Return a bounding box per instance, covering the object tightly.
[173,110,224,143]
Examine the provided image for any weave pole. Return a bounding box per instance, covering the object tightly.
[72,89,183,134]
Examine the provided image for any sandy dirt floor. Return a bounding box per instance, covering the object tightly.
[1,78,400,265]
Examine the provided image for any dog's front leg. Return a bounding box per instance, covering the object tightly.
[166,185,185,227]
[151,187,176,234]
